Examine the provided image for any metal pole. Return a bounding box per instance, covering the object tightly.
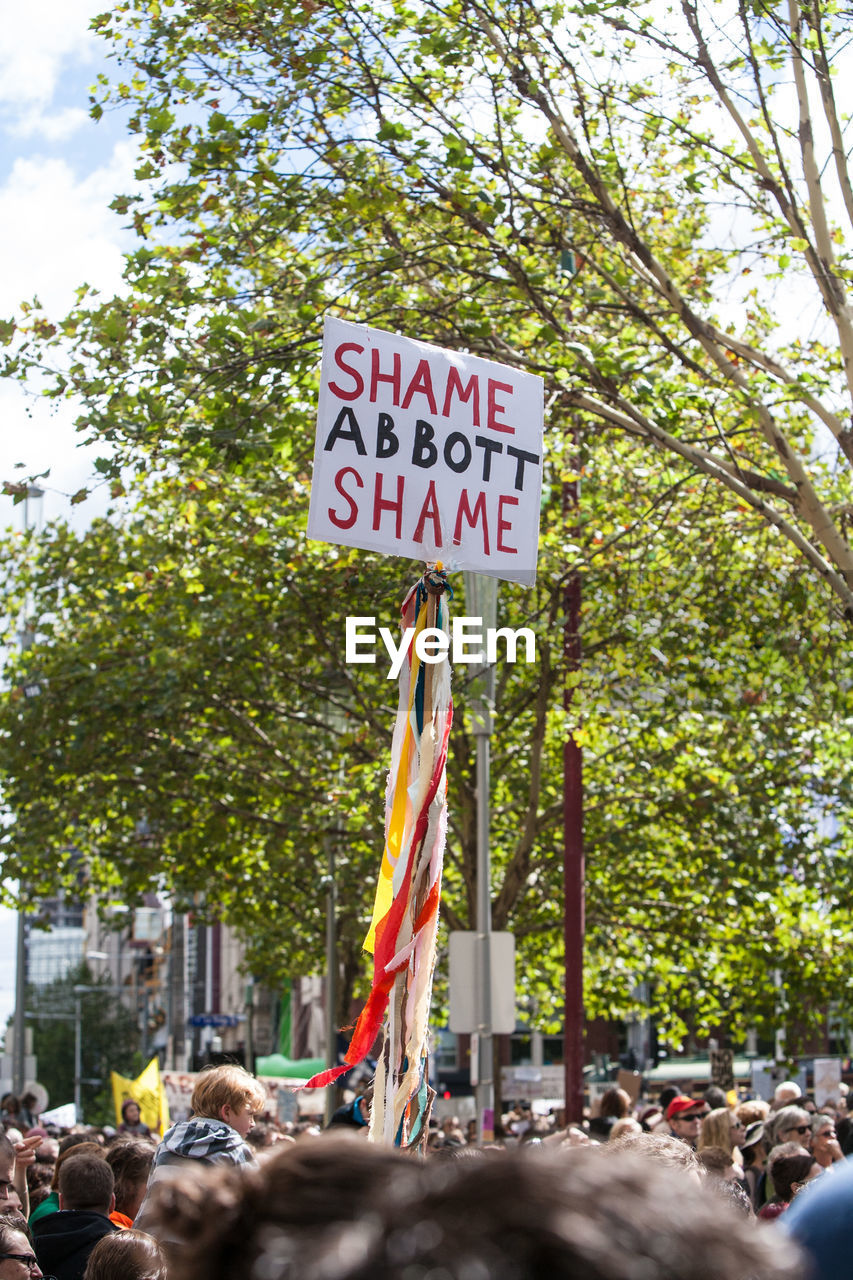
[474,712,494,1139]
[12,486,43,1096]
[245,979,255,1074]
[563,460,585,1123]
[464,573,498,1142]
[325,838,337,1126]
[74,992,83,1124]
[12,916,26,1095]
[141,982,150,1063]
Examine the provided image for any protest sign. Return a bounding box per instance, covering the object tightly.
[308,318,544,585]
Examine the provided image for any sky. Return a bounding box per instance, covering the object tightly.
[0,0,135,1031]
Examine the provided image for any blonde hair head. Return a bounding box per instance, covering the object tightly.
[190,1064,267,1120]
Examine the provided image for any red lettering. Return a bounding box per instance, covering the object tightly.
[487,378,515,434]
[401,359,438,414]
[443,368,480,425]
[497,495,518,552]
[453,489,490,555]
[372,472,404,538]
[412,479,443,547]
[328,467,363,529]
[328,343,365,401]
[370,348,402,404]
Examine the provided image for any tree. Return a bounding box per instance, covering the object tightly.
[2,0,853,1050]
[5,0,850,609]
[25,963,140,1126]
[3,438,852,1051]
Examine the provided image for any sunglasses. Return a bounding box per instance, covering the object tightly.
[785,1124,811,1135]
[676,1113,704,1122]
[0,1257,41,1274]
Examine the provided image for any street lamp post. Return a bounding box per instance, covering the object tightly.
[73,989,83,1121]
[463,572,498,1142]
[72,968,118,1125]
[11,485,43,1095]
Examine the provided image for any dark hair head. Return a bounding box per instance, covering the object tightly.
[58,1153,115,1213]
[83,1229,166,1280]
[51,1141,105,1191]
[703,1086,728,1111]
[768,1148,817,1202]
[147,1140,802,1280]
[598,1088,631,1119]
[697,1145,734,1176]
[121,1099,141,1121]
[59,1133,98,1156]
[105,1140,154,1215]
[658,1086,679,1114]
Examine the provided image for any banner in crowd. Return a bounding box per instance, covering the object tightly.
[111,1056,170,1134]
[308,318,544,585]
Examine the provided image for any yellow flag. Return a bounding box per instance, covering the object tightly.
[111,1057,170,1135]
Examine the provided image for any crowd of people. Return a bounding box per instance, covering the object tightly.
[1,1068,851,1280]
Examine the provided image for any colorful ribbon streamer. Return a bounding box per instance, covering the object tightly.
[306,568,453,1147]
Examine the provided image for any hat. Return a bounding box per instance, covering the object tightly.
[665,1095,705,1121]
[742,1120,765,1148]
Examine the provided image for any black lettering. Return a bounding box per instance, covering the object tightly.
[506,445,541,491]
[376,412,399,459]
[475,435,504,482]
[412,419,438,468]
[443,431,472,473]
[324,406,367,455]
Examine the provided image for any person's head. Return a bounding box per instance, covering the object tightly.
[810,1114,838,1166]
[190,1064,267,1137]
[665,1096,706,1143]
[598,1088,631,1120]
[606,1129,703,1181]
[58,1153,115,1216]
[772,1081,802,1110]
[50,1141,105,1191]
[83,1229,166,1280]
[0,1100,19,1120]
[0,1212,42,1280]
[767,1146,819,1203]
[703,1086,727,1112]
[658,1086,679,1114]
[105,1140,154,1220]
[146,1140,801,1280]
[0,1137,16,1210]
[638,1107,664,1133]
[696,1145,739,1182]
[772,1106,813,1149]
[735,1099,769,1127]
[121,1101,142,1127]
[697,1108,740,1155]
[741,1121,767,1170]
[609,1117,641,1141]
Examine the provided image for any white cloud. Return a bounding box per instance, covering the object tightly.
[0,136,136,521]
[0,141,134,318]
[0,0,103,110]
[10,106,90,142]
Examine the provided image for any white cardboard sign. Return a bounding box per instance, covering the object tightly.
[308,318,544,585]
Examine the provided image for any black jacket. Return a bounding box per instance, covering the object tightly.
[32,1210,117,1280]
